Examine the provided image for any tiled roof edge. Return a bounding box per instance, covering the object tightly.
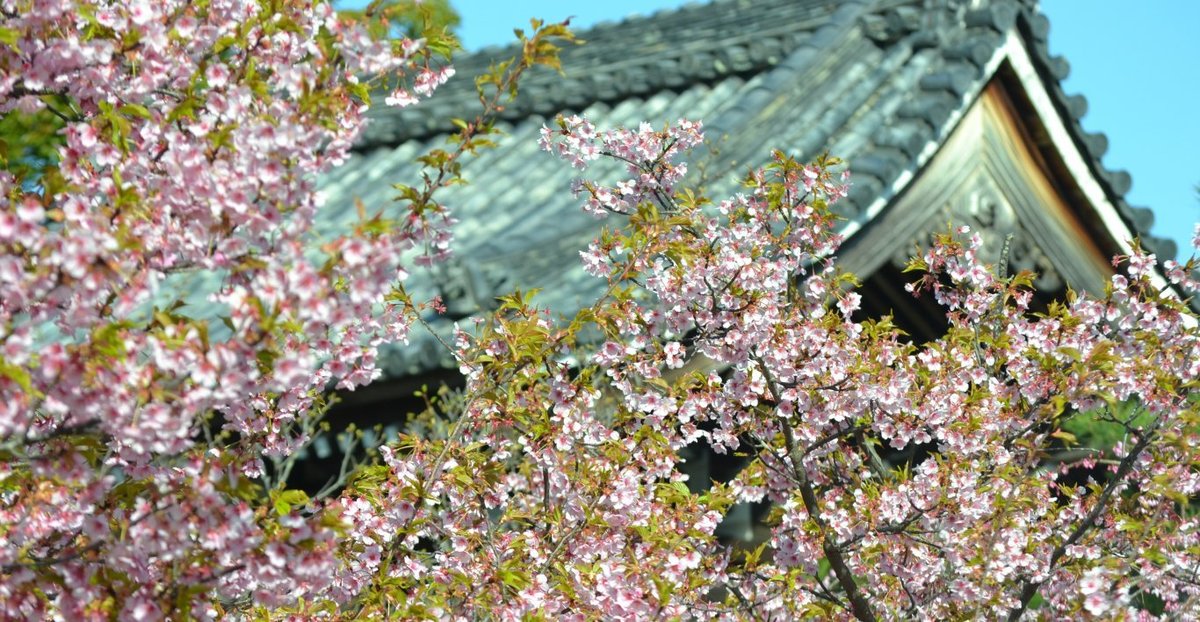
[355,0,844,150]
[842,1,1010,222]
[1017,4,1176,260]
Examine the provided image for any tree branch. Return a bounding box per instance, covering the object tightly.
[1005,423,1157,621]
[780,420,878,622]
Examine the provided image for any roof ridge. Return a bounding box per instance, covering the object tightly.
[356,0,846,149]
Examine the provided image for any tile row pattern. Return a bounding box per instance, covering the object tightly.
[310,0,1172,377]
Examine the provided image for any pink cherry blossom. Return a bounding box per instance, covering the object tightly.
[6,2,1200,620]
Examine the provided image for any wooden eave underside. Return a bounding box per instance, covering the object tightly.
[840,45,1139,302]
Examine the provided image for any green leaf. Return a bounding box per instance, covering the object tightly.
[0,357,35,394]
[1058,346,1083,362]
[278,489,310,515]
[0,27,19,52]
[1050,429,1077,445]
[119,103,152,120]
[256,348,279,375]
[272,489,310,516]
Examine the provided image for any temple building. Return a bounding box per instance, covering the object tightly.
[294,0,1176,525]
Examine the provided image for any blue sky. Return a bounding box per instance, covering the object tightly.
[349,0,1200,259]
[1039,1,1200,260]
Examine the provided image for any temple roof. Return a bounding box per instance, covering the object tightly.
[314,0,1173,377]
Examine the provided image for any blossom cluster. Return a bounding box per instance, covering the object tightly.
[2,0,453,616]
[6,1,1200,619]
[539,113,1200,619]
[539,115,704,217]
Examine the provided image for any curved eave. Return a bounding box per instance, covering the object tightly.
[845,27,1014,240]
[851,29,1175,298]
[994,31,1179,299]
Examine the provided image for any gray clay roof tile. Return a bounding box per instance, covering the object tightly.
[307,0,1174,376]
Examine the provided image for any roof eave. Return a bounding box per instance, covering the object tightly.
[850,27,1180,303]
[993,31,1181,299]
[844,30,1010,240]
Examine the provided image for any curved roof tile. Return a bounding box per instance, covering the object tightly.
[317,0,1175,375]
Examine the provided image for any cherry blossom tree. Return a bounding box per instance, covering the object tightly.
[5,1,1200,620]
[0,0,568,617]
